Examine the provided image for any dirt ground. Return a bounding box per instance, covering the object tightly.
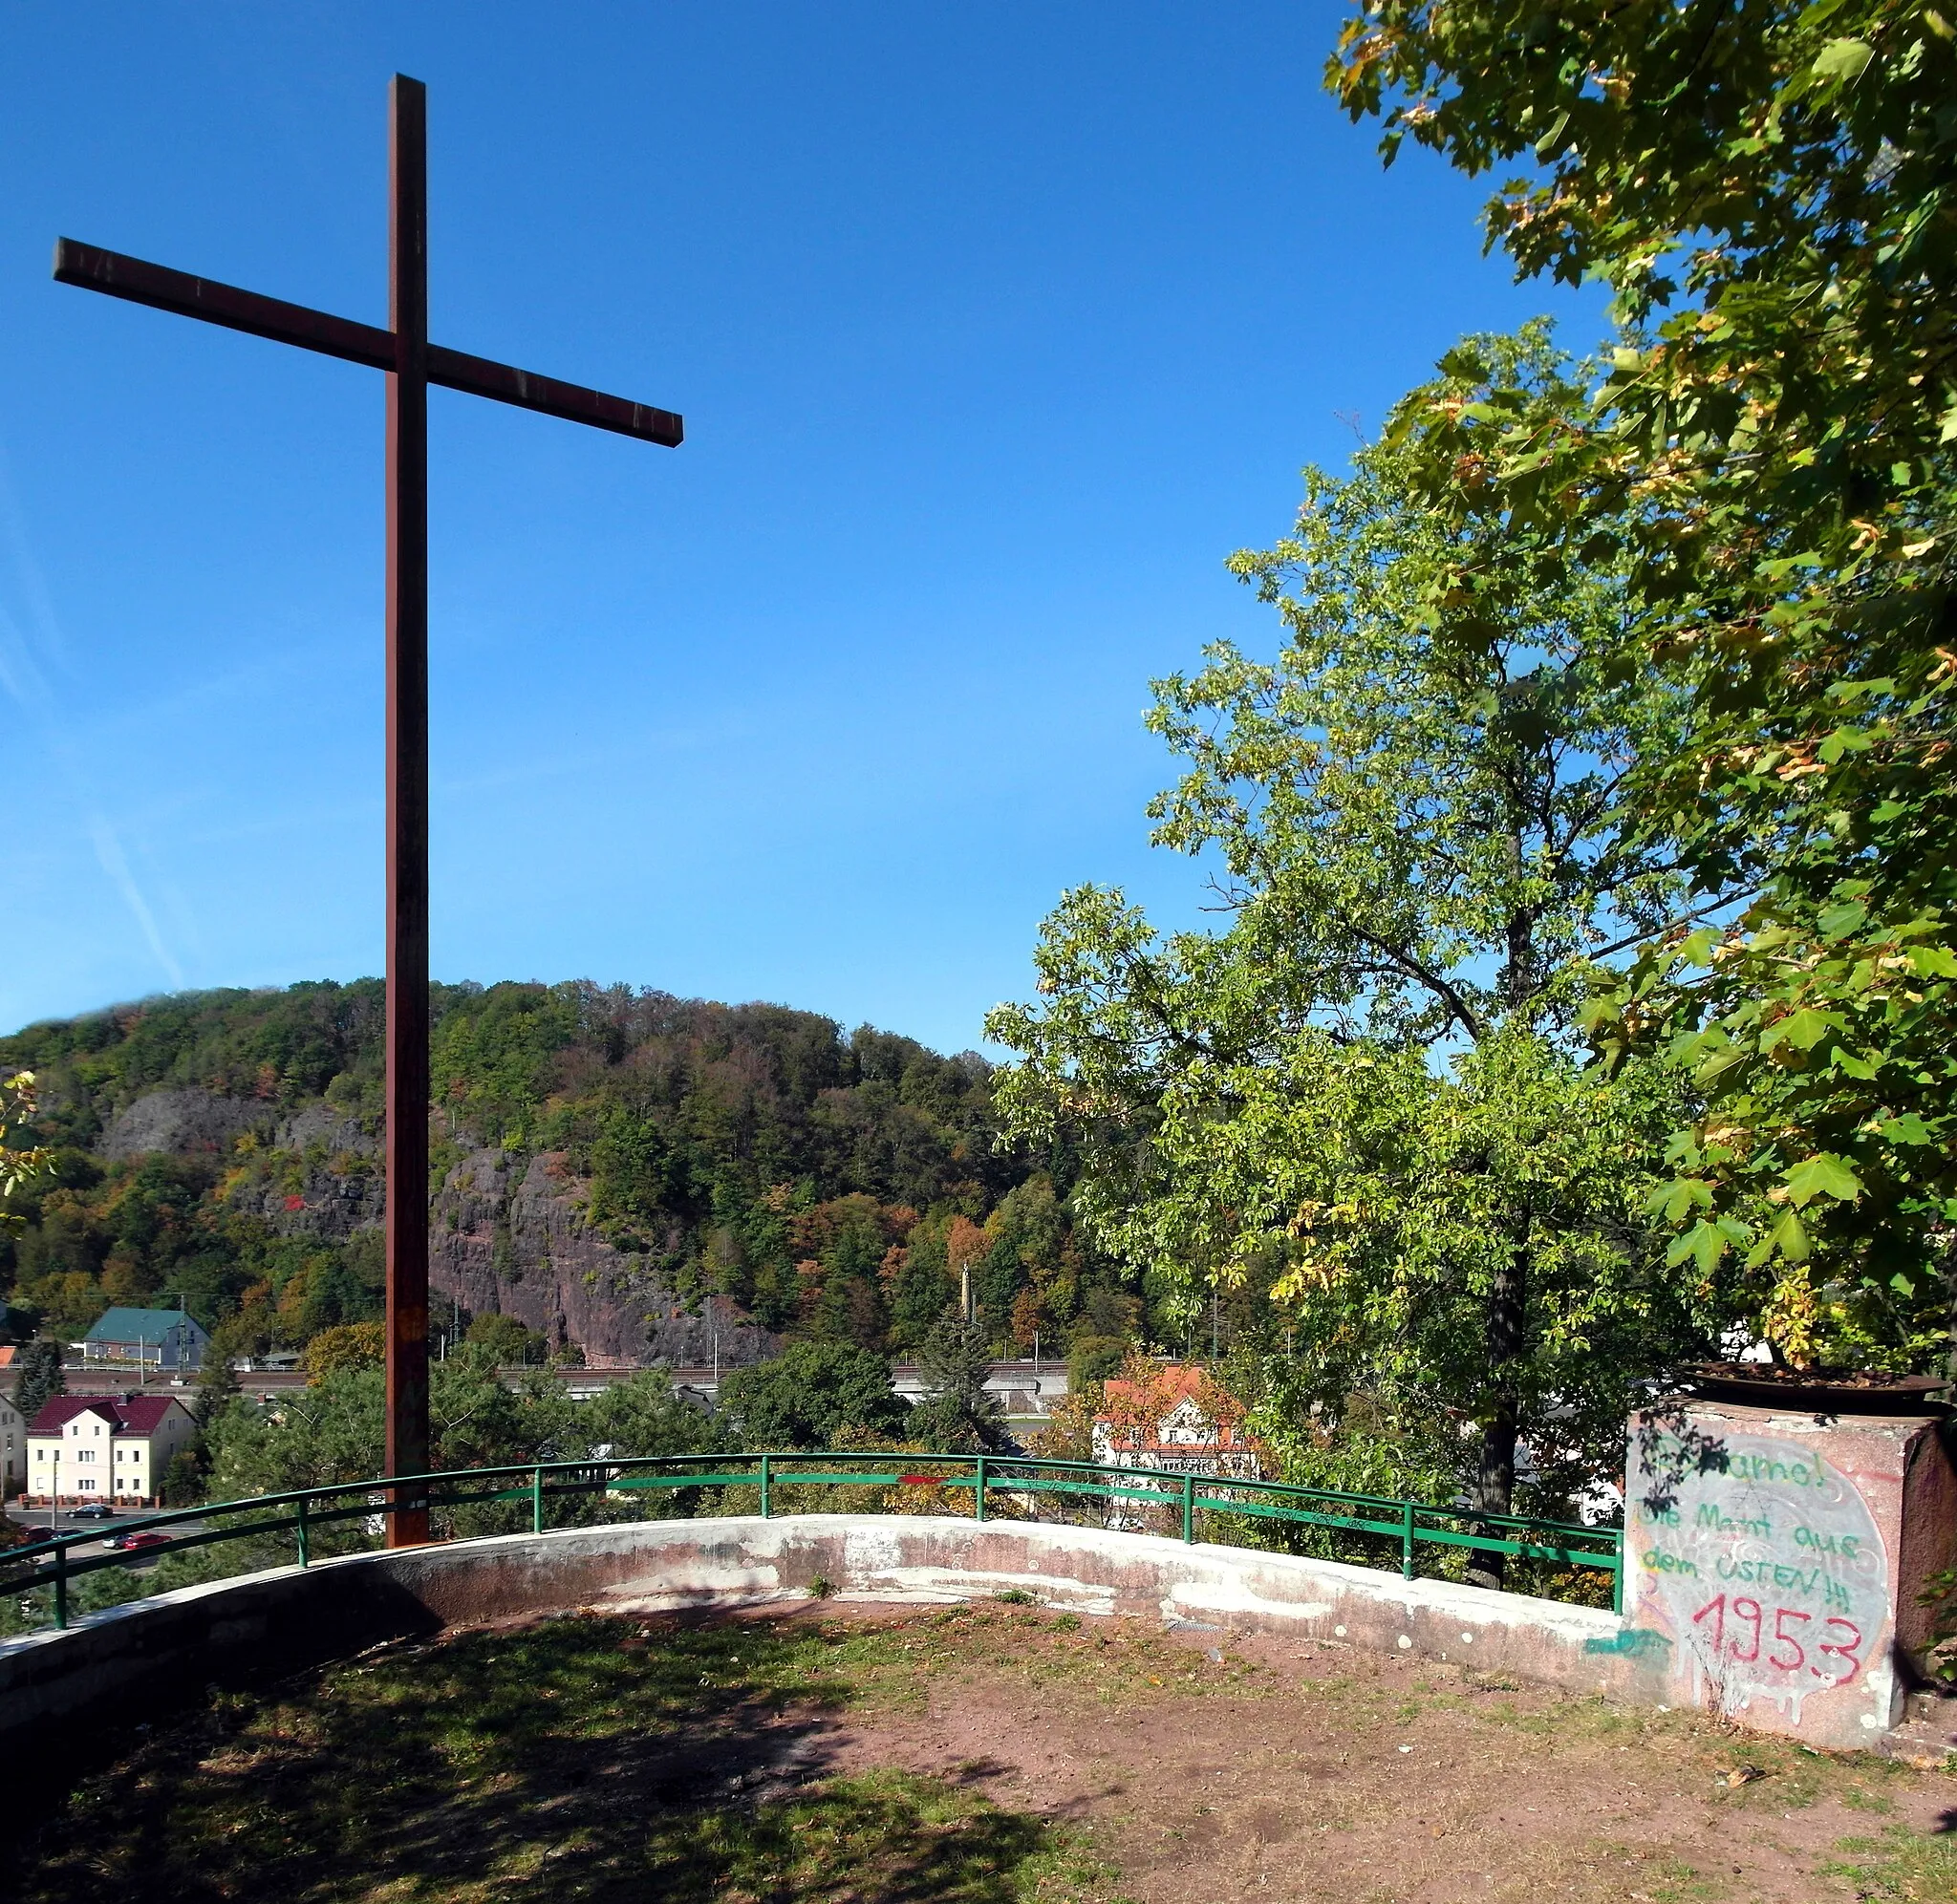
[793,1601,1957,1902]
[15,1597,1957,1903]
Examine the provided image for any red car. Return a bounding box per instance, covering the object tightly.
[109,1530,171,1551]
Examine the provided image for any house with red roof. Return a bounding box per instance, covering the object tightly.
[1091,1362,1265,1530]
[25,1394,197,1508]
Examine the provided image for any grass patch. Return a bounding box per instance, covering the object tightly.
[13,1611,1138,1903]
[1820,1823,1957,1900]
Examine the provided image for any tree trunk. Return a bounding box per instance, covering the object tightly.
[1466,1216,1528,1592]
[1467,863,1540,1593]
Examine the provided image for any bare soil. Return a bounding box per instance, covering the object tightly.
[15,1597,1957,1903]
[795,1602,1957,1901]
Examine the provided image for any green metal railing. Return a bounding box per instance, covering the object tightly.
[0,1451,1623,1633]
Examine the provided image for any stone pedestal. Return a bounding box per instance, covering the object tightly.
[1624,1400,1957,1747]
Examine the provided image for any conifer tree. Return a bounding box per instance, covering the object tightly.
[14,1337,64,1424]
[911,1314,1006,1453]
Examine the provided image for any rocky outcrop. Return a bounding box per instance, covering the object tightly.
[235,1158,386,1243]
[101,1088,276,1161]
[101,1086,771,1366]
[427,1149,776,1367]
[276,1102,378,1158]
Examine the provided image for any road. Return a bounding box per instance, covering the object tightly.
[11,1505,210,1571]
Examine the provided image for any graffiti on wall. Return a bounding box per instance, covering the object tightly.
[1628,1427,1886,1727]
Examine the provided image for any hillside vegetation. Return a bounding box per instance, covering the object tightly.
[0,981,1133,1371]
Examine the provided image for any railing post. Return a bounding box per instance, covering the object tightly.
[1401,1500,1416,1581]
[54,1545,68,1631]
[760,1453,771,1520]
[296,1496,311,1568]
[975,1455,987,1523]
[531,1463,545,1536]
[1613,1529,1624,1617]
[1182,1472,1194,1545]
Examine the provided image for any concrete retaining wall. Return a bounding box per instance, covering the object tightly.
[0,1515,1658,1797]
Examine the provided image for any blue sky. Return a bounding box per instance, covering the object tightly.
[0,5,1600,1057]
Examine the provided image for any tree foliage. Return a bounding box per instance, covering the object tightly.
[464,1312,548,1367]
[1330,1,1957,1355]
[988,335,1718,1537]
[0,1071,51,1215]
[304,1321,385,1380]
[715,1339,910,1449]
[909,1315,1007,1453]
[203,1357,728,1525]
[13,1337,63,1423]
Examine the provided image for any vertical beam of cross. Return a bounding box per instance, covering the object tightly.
[385,75,432,1543]
[51,74,682,1548]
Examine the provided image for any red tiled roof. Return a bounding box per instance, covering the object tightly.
[27,1397,118,1435]
[1096,1364,1258,1453]
[115,1396,187,1433]
[27,1394,189,1437]
[1102,1364,1212,1413]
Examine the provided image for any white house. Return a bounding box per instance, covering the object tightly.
[0,1392,23,1495]
[1091,1364,1265,1532]
[26,1395,198,1507]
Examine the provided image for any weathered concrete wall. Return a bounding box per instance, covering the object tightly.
[0,1515,1655,1799]
[1624,1402,1957,1749]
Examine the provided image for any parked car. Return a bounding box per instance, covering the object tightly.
[70,1504,114,1521]
[109,1530,170,1551]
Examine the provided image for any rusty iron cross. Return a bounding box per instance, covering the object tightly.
[54,75,682,1545]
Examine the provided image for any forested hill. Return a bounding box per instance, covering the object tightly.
[0,981,1132,1371]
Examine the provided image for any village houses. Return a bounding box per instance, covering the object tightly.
[0,1391,23,1497]
[26,1395,197,1508]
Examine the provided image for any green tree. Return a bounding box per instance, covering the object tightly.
[1328,2,1957,1358]
[205,1369,389,1510]
[204,1349,586,1546]
[581,1370,731,1462]
[909,1315,1006,1453]
[988,339,1718,1573]
[13,1337,64,1424]
[191,1349,240,1435]
[888,1221,955,1350]
[465,1312,547,1366]
[717,1341,908,1449]
[159,1450,204,1508]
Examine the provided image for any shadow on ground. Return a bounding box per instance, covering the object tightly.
[8,1610,1113,1904]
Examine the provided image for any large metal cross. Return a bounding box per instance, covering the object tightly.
[54,75,681,1545]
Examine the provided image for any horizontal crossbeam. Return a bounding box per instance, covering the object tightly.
[54,238,683,447]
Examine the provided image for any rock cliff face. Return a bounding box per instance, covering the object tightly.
[106,1086,774,1366]
[100,1090,274,1161]
[429,1148,776,1367]
[228,1103,387,1241]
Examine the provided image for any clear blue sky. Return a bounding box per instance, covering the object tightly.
[0,5,1598,1057]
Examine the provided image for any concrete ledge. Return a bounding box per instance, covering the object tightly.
[0,1515,1658,1799]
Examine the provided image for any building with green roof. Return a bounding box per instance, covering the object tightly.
[78,1306,211,1371]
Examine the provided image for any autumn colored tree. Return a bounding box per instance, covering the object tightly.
[305,1320,385,1380]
